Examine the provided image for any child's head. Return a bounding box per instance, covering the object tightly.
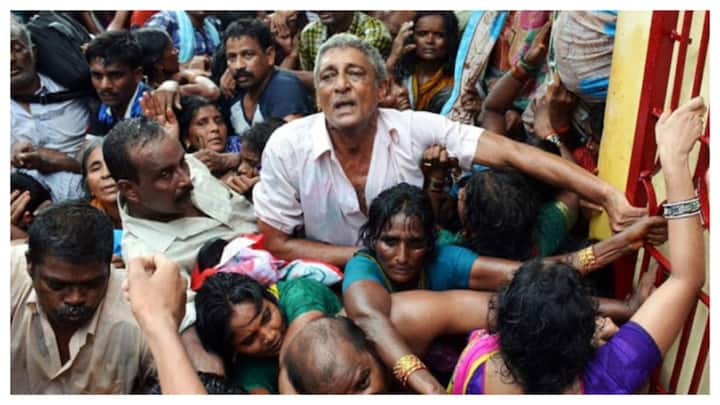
[238,118,285,177]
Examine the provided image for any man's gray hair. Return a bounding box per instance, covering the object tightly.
[11,15,34,50]
[313,33,388,85]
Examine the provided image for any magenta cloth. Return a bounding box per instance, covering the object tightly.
[451,321,661,394]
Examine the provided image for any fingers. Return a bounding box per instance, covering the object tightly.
[10,190,31,224]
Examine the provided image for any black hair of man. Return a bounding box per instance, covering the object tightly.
[103,116,167,184]
[11,172,52,214]
[194,272,281,371]
[84,29,142,70]
[133,27,171,84]
[26,199,113,268]
[222,18,273,50]
[282,315,379,394]
[241,118,286,156]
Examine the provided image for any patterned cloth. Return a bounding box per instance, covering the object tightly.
[448,321,661,394]
[144,11,221,63]
[299,12,392,71]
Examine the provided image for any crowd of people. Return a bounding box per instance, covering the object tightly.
[10,10,708,394]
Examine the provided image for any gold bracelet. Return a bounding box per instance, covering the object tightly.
[392,354,427,387]
[578,246,597,269]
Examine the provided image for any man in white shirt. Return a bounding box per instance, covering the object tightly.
[253,33,646,267]
[10,17,88,202]
[103,116,257,376]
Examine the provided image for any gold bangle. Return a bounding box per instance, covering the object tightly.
[392,354,427,387]
[578,246,597,269]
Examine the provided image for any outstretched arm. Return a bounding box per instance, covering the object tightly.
[125,254,206,395]
[258,220,358,267]
[344,281,446,394]
[630,96,707,355]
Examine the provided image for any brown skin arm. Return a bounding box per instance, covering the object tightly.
[344,280,446,394]
[472,132,647,233]
[480,72,526,135]
[468,256,519,291]
[389,290,493,354]
[629,97,706,355]
[258,219,358,267]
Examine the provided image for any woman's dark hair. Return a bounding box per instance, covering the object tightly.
[461,169,541,261]
[194,272,280,370]
[79,138,104,199]
[397,11,460,77]
[523,135,561,203]
[134,27,172,85]
[489,259,598,393]
[177,95,224,152]
[358,183,437,261]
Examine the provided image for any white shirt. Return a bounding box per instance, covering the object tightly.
[11,73,89,157]
[10,74,88,201]
[253,108,482,246]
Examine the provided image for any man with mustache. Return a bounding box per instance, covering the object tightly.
[219,18,311,137]
[253,33,647,270]
[102,116,257,376]
[11,200,155,393]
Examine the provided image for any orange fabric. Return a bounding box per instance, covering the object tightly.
[412,68,454,111]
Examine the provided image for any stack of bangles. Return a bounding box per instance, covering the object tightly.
[578,245,597,271]
[393,354,428,387]
[510,57,540,81]
[542,124,570,148]
[663,197,701,219]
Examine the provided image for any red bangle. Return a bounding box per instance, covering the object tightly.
[510,64,529,82]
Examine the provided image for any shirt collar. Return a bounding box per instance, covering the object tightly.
[25,287,104,338]
[310,113,334,160]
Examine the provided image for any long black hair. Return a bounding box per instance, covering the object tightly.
[489,259,598,393]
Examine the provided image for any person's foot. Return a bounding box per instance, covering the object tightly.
[626,266,659,314]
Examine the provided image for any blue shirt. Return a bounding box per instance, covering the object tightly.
[223,68,312,136]
[342,245,478,292]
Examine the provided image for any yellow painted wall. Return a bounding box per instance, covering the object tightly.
[592,10,710,394]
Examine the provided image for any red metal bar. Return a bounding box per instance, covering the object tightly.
[688,317,710,393]
[691,11,710,97]
[668,303,698,391]
[670,11,694,109]
[615,11,679,300]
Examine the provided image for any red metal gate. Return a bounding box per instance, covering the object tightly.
[614,10,709,394]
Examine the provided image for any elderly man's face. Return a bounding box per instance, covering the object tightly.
[315,47,386,135]
[10,33,37,92]
[124,135,194,216]
[29,255,109,330]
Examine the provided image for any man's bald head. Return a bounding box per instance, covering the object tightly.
[282,316,385,394]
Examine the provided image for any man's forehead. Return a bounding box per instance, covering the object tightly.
[89,58,132,73]
[226,35,262,51]
[130,137,180,170]
[319,48,372,70]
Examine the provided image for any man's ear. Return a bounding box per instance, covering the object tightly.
[117,179,140,204]
[133,66,144,84]
[265,46,276,66]
[377,79,390,102]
